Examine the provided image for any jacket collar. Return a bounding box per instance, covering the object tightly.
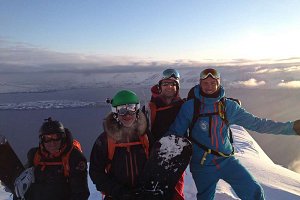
[104,111,147,142]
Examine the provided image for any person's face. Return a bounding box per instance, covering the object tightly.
[42,134,62,154]
[160,80,177,98]
[200,77,219,94]
[118,113,137,127]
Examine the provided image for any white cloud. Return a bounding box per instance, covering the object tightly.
[253,66,300,74]
[284,66,300,72]
[278,81,300,88]
[232,78,266,88]
[288,159,300,173]
[255,68,282,74]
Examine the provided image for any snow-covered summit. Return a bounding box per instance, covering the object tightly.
[1,125,300,200]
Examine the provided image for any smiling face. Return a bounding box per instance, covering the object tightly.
[42,134,62,154]
[200,76,220,94]
[159,79,177,98]
[44,137,61,154]
[118,112,137,127]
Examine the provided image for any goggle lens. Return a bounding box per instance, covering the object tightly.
[200,69,220,80]
[41,134,62,143]
[160,82,177,87]
[162,69,180,80]
[116,104,137,116]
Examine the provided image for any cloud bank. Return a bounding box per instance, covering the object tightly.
[227,78,266,88]
[1,38,300,90]
[278,81,300,88]
[254,66,300,74]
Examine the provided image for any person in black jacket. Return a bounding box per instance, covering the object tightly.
[89,90,150,200]
[20,117,90,200]
[145,68,185,200]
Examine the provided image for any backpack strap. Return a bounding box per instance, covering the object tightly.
[148,102,157,127]
[33,140,81,177]
[148,102,176,127]
[139,134,149,159]
[106,137,116,173]
[187,86,196,100]
[220,97,234,144]
[187,97,201,138]
[187,97,235,161]
[106,134,149,173]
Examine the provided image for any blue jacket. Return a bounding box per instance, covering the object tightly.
[169,85,296,166]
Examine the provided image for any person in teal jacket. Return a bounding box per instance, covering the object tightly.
[169,68,300,200]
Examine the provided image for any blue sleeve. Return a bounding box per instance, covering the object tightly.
[227,100,296,135]
[169,100,193,136]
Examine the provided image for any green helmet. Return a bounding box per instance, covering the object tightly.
[111,89,140,107]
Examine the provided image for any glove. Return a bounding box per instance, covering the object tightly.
[293,120,300,135]
[14,167,35,199]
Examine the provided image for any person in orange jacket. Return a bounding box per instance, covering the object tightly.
[16,117,90,200]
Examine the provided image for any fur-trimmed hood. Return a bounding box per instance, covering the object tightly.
[103,111,147,142]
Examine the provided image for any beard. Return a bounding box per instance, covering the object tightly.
[161,89,177,99]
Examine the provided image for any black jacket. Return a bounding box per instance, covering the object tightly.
[89,112,148,199]
[149,96,185,143]
[25,132,90,200]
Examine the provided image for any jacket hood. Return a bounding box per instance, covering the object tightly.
[151,84,160,98]
[194,85,225,104]
[104,111,147,142]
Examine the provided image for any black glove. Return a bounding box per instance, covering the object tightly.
[293,120,300,135]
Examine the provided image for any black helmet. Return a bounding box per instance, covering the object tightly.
[39,117,65,135]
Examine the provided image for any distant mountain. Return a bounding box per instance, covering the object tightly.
[1,65,300,94]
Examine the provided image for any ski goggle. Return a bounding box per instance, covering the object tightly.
[162,69,180,80]
[116,104,139,116]
[160,81,177,87]
[40,134,63,143]
[200,68,220,80]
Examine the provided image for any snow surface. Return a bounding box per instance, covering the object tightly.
[158,135,188,171]
[1,125,300,199]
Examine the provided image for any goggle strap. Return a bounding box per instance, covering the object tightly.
[162,75,179,80]
[201,72,220,80]
[111,106,117,113]
[111,103,140,113]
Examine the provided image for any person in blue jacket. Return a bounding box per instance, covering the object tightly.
[169,68,300,200]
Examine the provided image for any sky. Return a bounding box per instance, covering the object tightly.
[1,0,300,63]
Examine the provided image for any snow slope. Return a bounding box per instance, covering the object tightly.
[1,125,300,200]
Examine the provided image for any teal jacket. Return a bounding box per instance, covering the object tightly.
[169,85,296,166]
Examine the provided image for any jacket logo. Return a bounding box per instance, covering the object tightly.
[199,120,208,131]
